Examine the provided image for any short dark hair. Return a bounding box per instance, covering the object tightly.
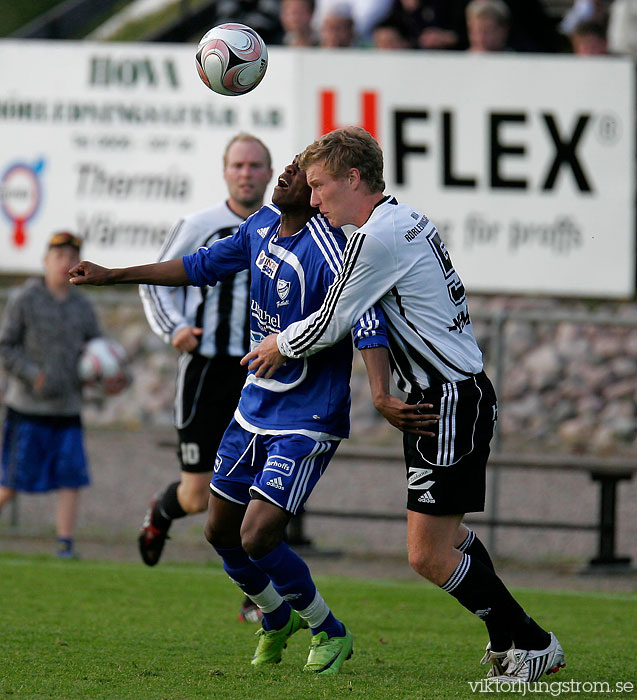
[299,127,385,193]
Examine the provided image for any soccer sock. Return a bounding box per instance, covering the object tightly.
[458,528,495,571]
[458,528,510,651]
[214,545,291,631]
[152,481,187,527]
[251,541,345,637]
[442,553,551,652]
[56,537,73,554]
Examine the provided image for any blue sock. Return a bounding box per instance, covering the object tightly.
[214,545,291,630]
[251,541,344,637]
[56,537,75,559]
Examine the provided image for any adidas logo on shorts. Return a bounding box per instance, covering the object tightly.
[266,476,284,490]
[418,491,435,504]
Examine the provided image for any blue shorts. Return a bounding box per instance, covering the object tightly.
[211,418,340,515]
[1,409,90,493]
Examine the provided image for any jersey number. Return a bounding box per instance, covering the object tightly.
[180,442,200,466]
[427,230,466,306]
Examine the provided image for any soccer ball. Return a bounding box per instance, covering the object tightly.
[195,23,268,96]
[78,337,129,392]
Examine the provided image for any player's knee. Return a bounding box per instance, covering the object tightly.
[203,517,216,546]
[240,524,280,560]
[204,517,231,548]
[408,548,446,584]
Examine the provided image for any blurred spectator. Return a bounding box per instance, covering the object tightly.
[465,0,512,52]
[372,18,411,48]
[213,0,283,44]
[607,0,637,57]
[454,0,565,53]
[570,19,609,54]
[377,0,466,50]
[319,5,359,46]
[559,0,609,36]
[0,232,103,559]
[279,0,319,46]
[313,0,394,41]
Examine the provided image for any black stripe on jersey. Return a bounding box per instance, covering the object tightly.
[386,332,420,393]
[373,195,397,211]
[211,227,241,357]
[390,286,474,379]
[287,231,366,354]
[215,273,236,355]
[146,284,174,334]
[194,286,208,331]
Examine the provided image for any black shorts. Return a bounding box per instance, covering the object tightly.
[403,371,497,515]
[174,353,246,474]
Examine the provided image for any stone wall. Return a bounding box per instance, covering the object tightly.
[0,286,635,457]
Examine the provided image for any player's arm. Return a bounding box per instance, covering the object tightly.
[0,291,42,388]
[360,345,439,437]
[140,219,210,351]
[243,233,394,376]
[140,219,194,346]
[69,259,189,287]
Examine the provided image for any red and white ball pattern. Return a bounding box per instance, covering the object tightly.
[78,337,128,386]
[195,23,268,97]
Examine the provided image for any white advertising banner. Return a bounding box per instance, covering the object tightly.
[294,50,635,298]
[0,41,634,297]
[0,40,295,271]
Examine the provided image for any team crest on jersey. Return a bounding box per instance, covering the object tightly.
[214,455,222,472]
[264,455,295,476]
[256,250,279,279]
[257,226,270,238]
[276,279,291,307]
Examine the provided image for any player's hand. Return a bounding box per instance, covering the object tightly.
[68,261,113,286]
[373,394,440,436]
[172,326,203,353]
[241,334,285,378]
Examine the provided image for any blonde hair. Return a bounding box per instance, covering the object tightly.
[299,127,385,193]
[466,0,510,26]
[223,132,272,169]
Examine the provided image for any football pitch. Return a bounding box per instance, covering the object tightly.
[1,554,635,700]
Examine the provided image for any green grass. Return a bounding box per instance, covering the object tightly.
[1,554,635,699]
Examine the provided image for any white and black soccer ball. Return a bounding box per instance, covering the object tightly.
[78,337,129,392]
[195,23,268,97]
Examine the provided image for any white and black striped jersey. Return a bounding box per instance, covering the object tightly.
[139,202,250,358]
[278,196,484,394]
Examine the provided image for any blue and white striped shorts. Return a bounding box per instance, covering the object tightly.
[210,418,340,515]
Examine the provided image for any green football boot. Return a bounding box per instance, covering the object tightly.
[303,627,354,675]
[251,609,308,666]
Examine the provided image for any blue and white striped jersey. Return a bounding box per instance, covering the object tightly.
[139,202,249,358]
[183,204,387,440]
